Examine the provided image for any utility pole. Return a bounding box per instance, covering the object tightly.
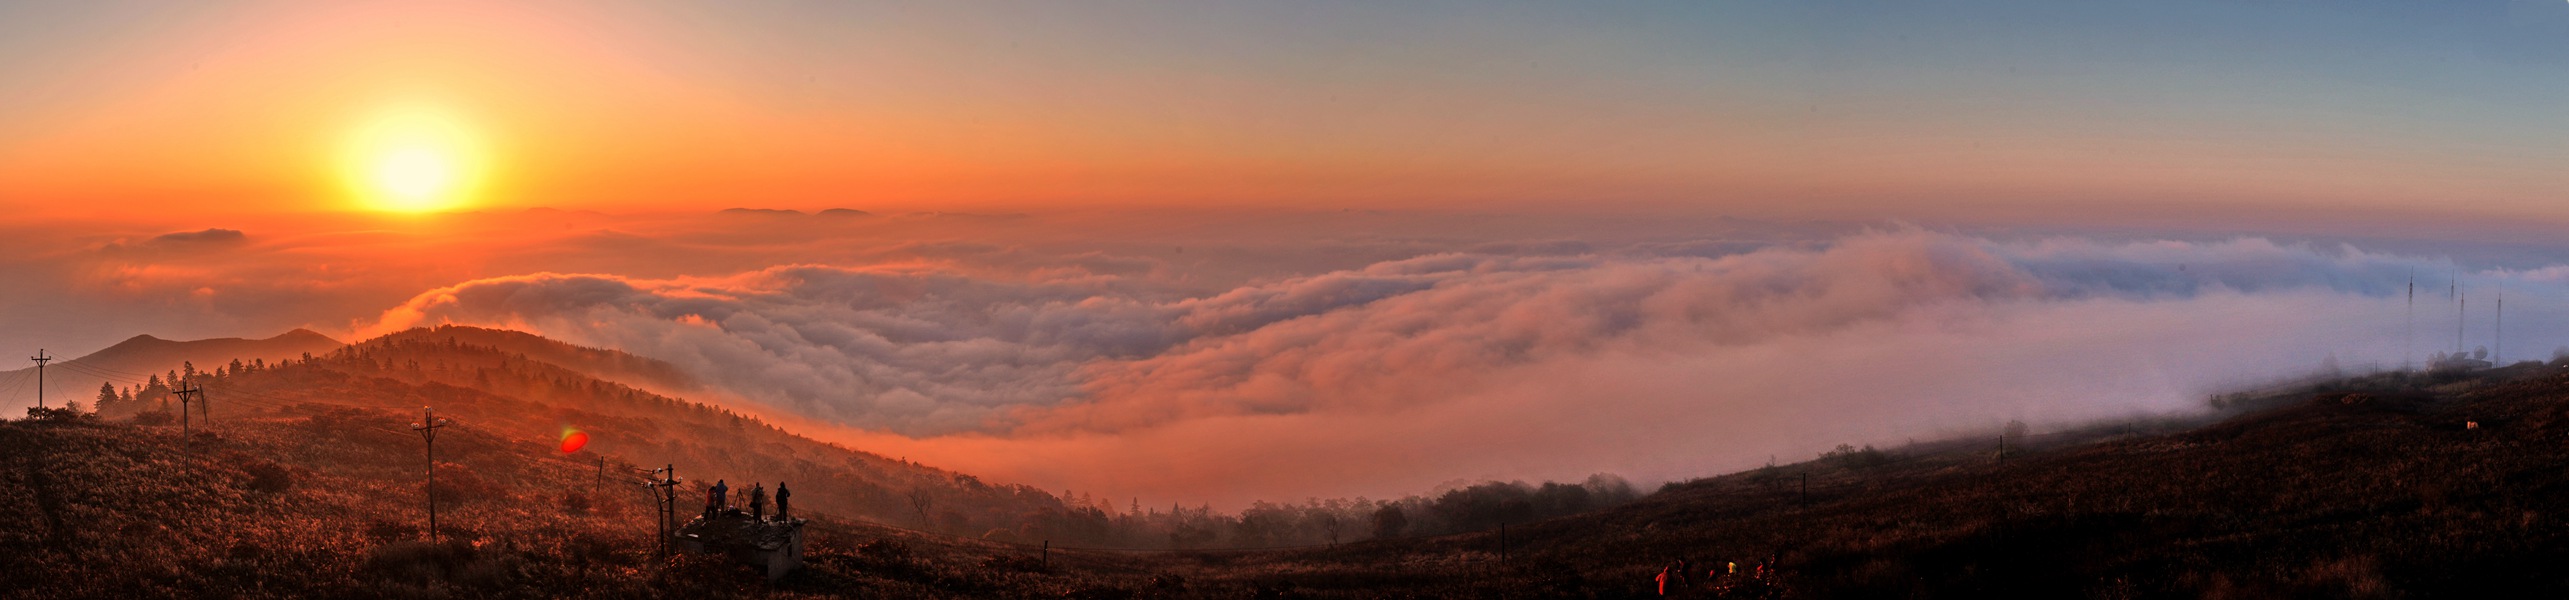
[410,407,453,544]
[641,464,679,556]
[28,350,48,408]
[174,383,202,438]
[186,379,210,423]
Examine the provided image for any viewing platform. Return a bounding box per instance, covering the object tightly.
[677,509,807,581]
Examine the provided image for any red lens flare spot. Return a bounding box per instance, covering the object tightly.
[559,429,590,454]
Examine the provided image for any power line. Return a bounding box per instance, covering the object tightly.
[54,362,148,383]
[0,369,30,409]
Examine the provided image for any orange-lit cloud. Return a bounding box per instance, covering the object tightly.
[345,225,2555,506]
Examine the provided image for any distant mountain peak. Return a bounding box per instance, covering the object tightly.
[1,328,349,413]
[268,328,341,344]
[717,208,807,217]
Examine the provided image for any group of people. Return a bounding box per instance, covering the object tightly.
[1654,555,1778,597]
[704,479,794,522]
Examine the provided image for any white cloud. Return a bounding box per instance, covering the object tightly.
[359,228,2569,506]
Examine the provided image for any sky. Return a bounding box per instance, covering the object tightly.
[8,1,2569,507]
[9,1,2569,219]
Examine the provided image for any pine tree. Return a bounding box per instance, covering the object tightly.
[94,382,119,415]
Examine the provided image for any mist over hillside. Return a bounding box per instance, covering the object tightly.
[38,325,1636,552]
[356,229,2569,508]
[14,336,2569,597]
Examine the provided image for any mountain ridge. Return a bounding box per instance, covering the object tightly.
[1,328,345,413]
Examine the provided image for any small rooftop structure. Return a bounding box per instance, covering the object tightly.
[2428,349,2493,375]
[677,509,807,581]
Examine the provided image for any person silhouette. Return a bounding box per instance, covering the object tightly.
[707,479,729,518]
[775,482,793,520]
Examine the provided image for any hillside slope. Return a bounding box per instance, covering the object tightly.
[14,330,2569,598]
[1211,363,2569,598]
[58,326,1082,540]
[0,329,343,413]
[369,325,701,397]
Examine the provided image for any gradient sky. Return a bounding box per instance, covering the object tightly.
[7,1,2569,222]
[12,1,2569,508]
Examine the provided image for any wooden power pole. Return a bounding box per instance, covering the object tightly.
[174,383,203,438]
[641,464,680,556]
[410,407,453,543]
[27,350,48,408]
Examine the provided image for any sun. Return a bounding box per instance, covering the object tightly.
[343,107,483,213]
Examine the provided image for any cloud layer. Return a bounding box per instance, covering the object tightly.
[358,228,2569,506]
[10,208,2566,506]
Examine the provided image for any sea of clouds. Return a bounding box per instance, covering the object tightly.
[352,224,2569,506]
[7,209,2565,506]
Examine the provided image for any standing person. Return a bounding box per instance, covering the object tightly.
[775,482,793,521]
[707,479,729,518]
[749,483,769,521]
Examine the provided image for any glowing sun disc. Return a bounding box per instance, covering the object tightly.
[343,106,482,213]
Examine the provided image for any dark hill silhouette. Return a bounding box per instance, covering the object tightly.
[0,328,342,413]
[1255,363,2569,597]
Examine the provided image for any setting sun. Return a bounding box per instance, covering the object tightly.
[21,3,2569,595]
[343,107,481,213]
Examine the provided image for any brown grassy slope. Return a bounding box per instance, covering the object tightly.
[14,338,2569,598]
[0,412,661,598]
[1212,364,2569,598]
[166,328,1078,534]
[0,411,1360,600]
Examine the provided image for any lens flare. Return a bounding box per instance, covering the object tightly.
[559,427,590,454]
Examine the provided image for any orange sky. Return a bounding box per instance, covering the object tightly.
[10,2,2569,224]
[16,1,2569,506]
